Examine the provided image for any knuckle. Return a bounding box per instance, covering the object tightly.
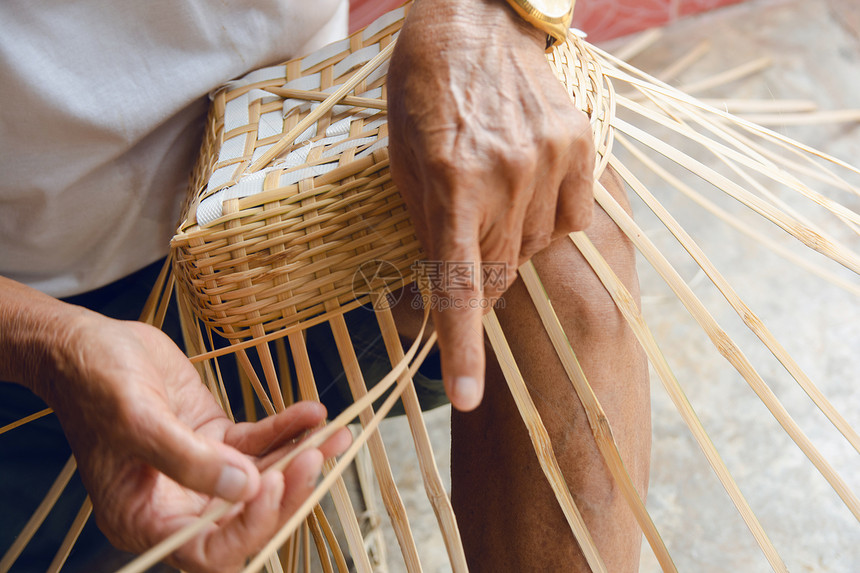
[423,150,459,179]
[507,147,539,177]
[520,233,553,259]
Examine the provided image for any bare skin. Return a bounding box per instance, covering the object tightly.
[451,174,650,572]
[1,0,649,570]
[0,278,351,572]
[389,171,650,571]
[388,0,596,411]
[388,1,651,569]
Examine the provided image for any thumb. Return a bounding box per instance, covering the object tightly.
[428,235,486,412]
[130,411,261,503]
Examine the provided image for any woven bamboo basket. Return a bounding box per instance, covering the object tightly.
[2,1,859,571]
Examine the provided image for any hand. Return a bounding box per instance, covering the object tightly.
[387,0,595,411]
[41,312,351,572]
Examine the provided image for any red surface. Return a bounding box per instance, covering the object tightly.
[349,0,748,42]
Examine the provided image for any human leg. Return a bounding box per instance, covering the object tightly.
[449,171,651,572]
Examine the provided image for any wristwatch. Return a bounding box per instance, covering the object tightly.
[503,0,575,50]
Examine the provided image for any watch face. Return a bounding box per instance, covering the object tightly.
[528,0,574,19]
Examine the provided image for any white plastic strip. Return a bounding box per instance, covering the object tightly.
[363,6,406,39]
[301,37,350,72]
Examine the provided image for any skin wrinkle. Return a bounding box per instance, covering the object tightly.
[1,268,351,571]
[1,1,644,569]
[386,1,647,569]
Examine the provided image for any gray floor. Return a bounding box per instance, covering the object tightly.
[362,1,860,571]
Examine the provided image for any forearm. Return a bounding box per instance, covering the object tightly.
[0,275,91,398]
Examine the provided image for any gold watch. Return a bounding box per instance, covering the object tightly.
[503,0,575,50]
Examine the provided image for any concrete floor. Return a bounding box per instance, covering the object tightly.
[360,1,860,571]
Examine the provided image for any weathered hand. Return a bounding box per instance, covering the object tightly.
[387,0,595,410]
[42,313,350,572]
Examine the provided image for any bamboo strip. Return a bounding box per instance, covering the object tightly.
[237,356,259,423]
[627,88,860,248]
[617,95,860,233]
[315,503,349,573]
[592,47,860,182]
[266,549,286,573]
[0,407,52,435]
[354,440,388,570]
[258,339,287,412]
[614,134,860,297]
[281,528,296,573]
[604,159,860,512]
[306,511,332,573]
[152,272,175,331]
[612,117,860,273]
[482,310,608,573]
[264,87,387,111]
[374,304,470,573]
[224,198,287,413]
[275,338,296,407]
[704,113,860,197]
[241,332,439,573]
[178,297,232,418]
[519,262,677,572]
[612,28,663,62]
[288,330,373,573]
[568,229,788,572]
[138,256,172,326]
[302,522,310,573]
[281,169,373,571]
[717,115,860,197]
[186,307,352,364]
[636,91,860,238]
[698,99,818,114]
[0,456,77,572]
[654,40,710,84]
[249,41,397,173]
[738,110,860,126]
[235,348,277,416]
[675,57,772,95]
[328,313,423,572]
[117,321,434,573]
[294,526,303,572]
[635,90,855,246]
[45,497,92,573]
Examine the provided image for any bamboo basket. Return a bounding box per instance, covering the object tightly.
[2,1,859,571]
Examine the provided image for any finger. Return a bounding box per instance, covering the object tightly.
[430,225,486,412]
[224,401,328,457]
[554,120,596,236]
[196,468,288,570]
[278,449,325,518]
[256,425,352,472]
[128,407,262,503]
[171,450,325,572]
[519,183,560,267]
[317,426,352,459]
[479,219,523,304]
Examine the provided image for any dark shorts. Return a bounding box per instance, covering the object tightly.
[0,258,445,571]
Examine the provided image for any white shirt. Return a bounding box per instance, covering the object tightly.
[0,0,348,297]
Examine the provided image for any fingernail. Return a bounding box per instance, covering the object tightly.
[215,465,248,500]
[452,376,482,411]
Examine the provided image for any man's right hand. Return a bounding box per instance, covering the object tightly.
[387,0,596,411]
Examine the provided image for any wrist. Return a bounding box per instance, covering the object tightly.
[499,0,574,49]
[0,277,96,401]
[408,0,547,52]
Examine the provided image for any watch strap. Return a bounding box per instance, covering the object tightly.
[503,0,575,50]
